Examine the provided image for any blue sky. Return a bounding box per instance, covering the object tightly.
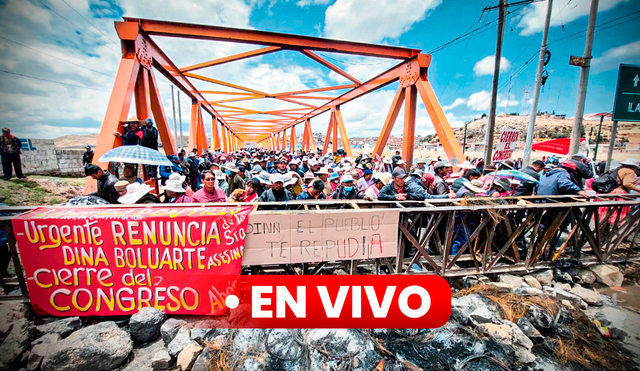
[0,0,639,142]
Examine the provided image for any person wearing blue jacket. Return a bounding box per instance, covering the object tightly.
[378,168,455,201]
[536,161,589,198]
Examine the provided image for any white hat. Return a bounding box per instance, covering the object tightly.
[289,158,301,165]
[397,159,406,165]
[214,170,226,180]
[270,173,285,183]
[302,156,309,161]
[303,172,315,180]
[281,173,297,186]
[309,159,319,166]
[341,174,354,183]
[620,158,639,168]
[163,173,187,193]
[464,179,485,193]
[383,157,392,164]
[458,161,475,169]
[223,163,239,172]
[188,152,196,157]
[118,183,153,204]
[256,171,271,184]
[373,172,390,185]
[315,167,330,175]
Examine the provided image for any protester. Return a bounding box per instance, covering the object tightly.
[514,160,545,196]
[362,173,390,200]
[314,167,332,198]
[192,170,227,202]
[536,161,589,198]
[162,173,191,203]
[113,116,144,145]
[432,161,453,195]
[297,179,326,200]
[456,179,485,198]
[242,179,260,202]
[187,152,200,191]
[331,174,360,199]
[567,153,593,189]
[484,178,513,198]
[84,164,120,204]
[0,128,24,180]
[121,165,142,184]
[378,168,448,201]
[451,168,481,192]
[259,173,294,202]
[225,163,245,195]
[114,180,129,197]
[82,145,94,166]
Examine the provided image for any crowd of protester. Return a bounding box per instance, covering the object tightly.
[83,141,640,205]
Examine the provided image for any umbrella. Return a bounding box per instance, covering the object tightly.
[98,145,172,166]
[486,170,539,184]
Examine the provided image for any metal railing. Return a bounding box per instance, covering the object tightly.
[1,194,639,302]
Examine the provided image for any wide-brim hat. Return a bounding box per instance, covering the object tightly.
[223,163,239,172]
[315,167,330,175]
[125,115,141,123]
[464,179,485,193]
[118,183,153,204]
[620,158,639,168]
[458,161,475,169]
[213,170,225,180]
[163,174,187,193]
[303,172,315,180]
[383,158,392,164]
[493,178,512,191]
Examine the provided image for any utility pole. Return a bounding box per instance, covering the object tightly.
[483,0,508,165]
[568,0,599,155]
[177,90,184,150]
[522,0,553,167]
[463,121,469,154]
[171,86,178,149]
[593,114,604,161]
[605,120,618,172]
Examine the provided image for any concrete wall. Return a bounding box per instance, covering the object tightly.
[0,139,85,177]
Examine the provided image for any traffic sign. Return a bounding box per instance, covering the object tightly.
[613,64,640,122]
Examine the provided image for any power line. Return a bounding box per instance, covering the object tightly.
[0,35,114,78]
[59,0,120,47]
[34,0,119,55]
[0,68,111,92]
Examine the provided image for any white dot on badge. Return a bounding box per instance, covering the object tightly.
[225,294,239,309]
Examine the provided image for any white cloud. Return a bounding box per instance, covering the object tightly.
[498,98,519,108]
[442,98,467,111]
[324,0,442,43]
[473,56,511,76]
[467,90,491,111]
[516,0,629,36]
[592,40,640,71]
[121,0,254,28]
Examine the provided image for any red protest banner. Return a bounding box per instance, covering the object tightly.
[11,206,253,317]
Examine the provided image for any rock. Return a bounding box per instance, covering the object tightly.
[190,328,215,343]
[469,306,496,324]
[553,282,572,292]
[0,303,31,322]
[554,287,584,308]
[167,327,191,357]
[502,320,535,364]
[176,342,203,371]
[477,323,513,344]
[477,275,491,284]
[523,275,542,290]
[306,329,379,371]
[161,318,187,346]
[451,294,497,325]
[35,317,81,338]
[514,286,545,297]
[498,274,524,288]
[542,286,556,297]
[129,307,165,343]
[554,269,573,284]
[589,264,624,287]
[488,282,514,292]
[152,349,172,370]
[118,338,164,371]
[0,319,33,367]
[570,285,603,306]
[531,270,553,287]
[516,317,542,340]
[527,305,554,329]
[560,300,575,310]
[27,334,59,371]
[191,347,213,371]
[463,275,479,288]
[578,269,597,285]
[41,321,132,371]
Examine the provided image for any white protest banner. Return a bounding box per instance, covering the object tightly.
[242,209,400,265]
[492,129,519,162]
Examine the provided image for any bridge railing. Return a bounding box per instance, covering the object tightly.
[1,194,639,302]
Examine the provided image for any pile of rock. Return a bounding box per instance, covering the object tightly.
[0,263,636,371]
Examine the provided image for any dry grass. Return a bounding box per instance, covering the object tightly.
[456,285,628,370]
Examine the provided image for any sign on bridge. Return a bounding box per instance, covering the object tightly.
[613,64,640,122]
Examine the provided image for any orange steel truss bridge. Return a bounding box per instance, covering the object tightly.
[92,18,464,175]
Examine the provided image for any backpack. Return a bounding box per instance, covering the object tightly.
[592,168,620,193]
